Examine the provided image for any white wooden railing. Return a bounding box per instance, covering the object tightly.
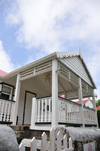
[0,99,15,123]
[36,96,52,123]
[58,97,82,124]
[35,96,96,126]
[83,106,96,125]
[19,128,74,151]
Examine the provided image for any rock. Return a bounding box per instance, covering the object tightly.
[0,125,19,151]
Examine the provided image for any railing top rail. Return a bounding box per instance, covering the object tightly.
[83,106,95,111]
[0,98,15,103]
[36,95,52,100]
[58,96,82,106]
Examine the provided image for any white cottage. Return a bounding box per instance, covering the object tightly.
[0,51,98,130]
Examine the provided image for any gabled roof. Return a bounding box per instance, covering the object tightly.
[0,70,7,75]
[96,106,100,110]
[75,99,89,105]
[0,51,96,88]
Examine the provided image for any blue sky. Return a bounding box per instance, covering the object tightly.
[0,0,100,99]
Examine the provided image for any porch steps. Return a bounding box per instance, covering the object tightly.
[9,125,50,144]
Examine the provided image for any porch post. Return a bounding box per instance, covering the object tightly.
[31,98,37,127]
[92,91,98,127]
[78,77,84,127]
[52,59,58,127]
[12,74,21,125]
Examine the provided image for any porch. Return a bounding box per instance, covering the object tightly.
[0,52,98,129]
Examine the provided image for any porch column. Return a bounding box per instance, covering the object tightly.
[52,59,58,127]
[92,91,98,127]
[31,98,37,127]
[78,77,84,127]
[12,74,21,125]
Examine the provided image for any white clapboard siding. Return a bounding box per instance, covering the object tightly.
[19,128,73,151]
[58,56,93,87]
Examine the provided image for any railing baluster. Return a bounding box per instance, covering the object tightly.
[41,99,44,122]
[38,100,40,122]
[45,99,47,122]
[4,102,8,121]
[49,98,51,122]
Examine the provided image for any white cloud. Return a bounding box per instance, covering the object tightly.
[5,0,100,98]
[0,40,14,72]
[6,0,100,53]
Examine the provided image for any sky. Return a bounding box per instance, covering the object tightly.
[0,0,100,99]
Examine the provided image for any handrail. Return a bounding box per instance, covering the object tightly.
[83,106,95,111]
[36,95,52,99]
[58,96,82,106]
[0,97,15,102]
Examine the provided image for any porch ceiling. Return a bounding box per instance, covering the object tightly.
[2,71,78,97]
[20,72,78,97]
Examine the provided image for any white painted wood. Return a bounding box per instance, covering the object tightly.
[31,98,36,127]
[24,93,33,124]
[30,137,37,151]
[19,142,25,151]
[57,131,61,151]
[45,99,47,122]
[69,137,72,148]
[78,77,84,127]
[52,59,58,127]
[4,101,7,121]
[92,91,98,127]
[49,98,51,122]
[41,99,44,122]
[1,101,4,121]
[12,74,21,125]
[41,132,47,151]
[38,100,40,122]
[63,135,67,149]
[50,128,55,151]
[59,56,93,87]
[7,102,11,121]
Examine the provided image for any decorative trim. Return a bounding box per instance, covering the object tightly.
[58,122,82,127]
[35,122,51,124]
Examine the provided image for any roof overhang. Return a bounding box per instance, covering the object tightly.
[1,51,96,89]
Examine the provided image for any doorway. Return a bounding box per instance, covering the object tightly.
[22,91,36,125]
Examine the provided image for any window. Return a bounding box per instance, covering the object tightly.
[2,85,11,94]
[1,85,12,100]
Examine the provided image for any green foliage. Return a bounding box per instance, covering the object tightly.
[96,99,100,107]
[47,138,50,141]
